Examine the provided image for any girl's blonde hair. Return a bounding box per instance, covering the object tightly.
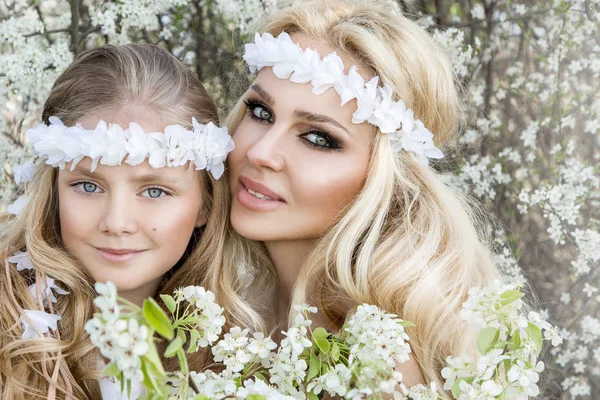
[0,44,237,399]
[225,0,501,394]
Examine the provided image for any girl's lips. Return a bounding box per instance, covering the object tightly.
[96,248,145,263]
[236,181,285,212]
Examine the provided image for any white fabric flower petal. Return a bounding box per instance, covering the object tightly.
[8,250,35,271]
[311,52,344,95]
[8,195,29,216]
[28,277,69,305]
[20,309,61,339]
[25,117,233,178]
[12,160,37,184]
[242,32,444,166]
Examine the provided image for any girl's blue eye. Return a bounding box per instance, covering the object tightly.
[82,182,99,193]
[143,188,165,199]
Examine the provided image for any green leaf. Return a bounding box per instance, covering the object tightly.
[308,392,319,400]
[476,327,499,355]
[399,321,415,328]
[141,358,161,393]
[164,336,183,358]
[499,290,525,306]
[102,361,120,377]
[143,298,174,340]
[526,322,543,356]
[247,395,266,400]
[193,395,210,400]
[160,294,177,314]
[312,327,329,341]
[308,348,321,381]
[143,341,166,377]
[253,371,268,383]
[315,337,330,354]
[188,329,200,353]
[331,342,341,362]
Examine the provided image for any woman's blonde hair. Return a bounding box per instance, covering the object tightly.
[0,44,234,399]
[225,0,502,395]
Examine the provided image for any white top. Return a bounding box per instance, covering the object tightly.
[99,376,145,400]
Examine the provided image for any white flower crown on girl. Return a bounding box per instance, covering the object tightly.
[243,32,445,166]
[26,117,234,179]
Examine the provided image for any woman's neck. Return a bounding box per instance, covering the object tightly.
[264,239,334,333]
[264,239,314,323]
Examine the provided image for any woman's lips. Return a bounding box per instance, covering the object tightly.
[95,248,146,263]
[236,176,286,211]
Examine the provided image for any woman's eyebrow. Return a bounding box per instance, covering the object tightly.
[251,84,275,105]
[294,109,352,137]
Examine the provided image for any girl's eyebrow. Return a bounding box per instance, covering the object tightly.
[69,166,186,186]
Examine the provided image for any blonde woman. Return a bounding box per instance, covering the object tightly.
[225,0,502,395]
[0,44,252,399]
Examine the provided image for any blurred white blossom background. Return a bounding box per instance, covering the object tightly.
[1,0,598,398]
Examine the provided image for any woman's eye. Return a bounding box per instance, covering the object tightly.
[245,100,273,122]
[142,188,166,199]
[303,132,337,149]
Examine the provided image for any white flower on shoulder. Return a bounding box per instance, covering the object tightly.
[28,277,69,305]
[8,195,29,216]
[311,52,345,95]
[8,250,35,271]
[12,160,36,184]
[20,309,61,339]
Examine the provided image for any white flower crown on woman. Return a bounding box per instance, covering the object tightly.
[243,32,444,166]
[26,117,234,179]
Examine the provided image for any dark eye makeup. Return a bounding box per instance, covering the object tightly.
[243,98,343,151]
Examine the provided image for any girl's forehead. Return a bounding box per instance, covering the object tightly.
[62,158,198,183]
[77,104,165,133]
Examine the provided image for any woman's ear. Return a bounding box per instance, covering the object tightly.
[195,208,208,228]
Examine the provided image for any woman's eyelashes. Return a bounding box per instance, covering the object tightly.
[70,181,172,199]
[244,99,273,123]
[300,131,342,151]
[244,98,343,151]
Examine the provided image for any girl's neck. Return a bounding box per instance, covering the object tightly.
[119,276,163,307]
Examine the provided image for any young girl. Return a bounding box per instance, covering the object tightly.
[224,0,503,395]
[0,44,239,399]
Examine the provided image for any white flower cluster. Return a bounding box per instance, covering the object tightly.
[345,304,412,368]
[442,281,562,399]
[27,116,234,179]
[175,286,227,347]
[243,32,444,166]
[84,282,150,381]
[268,304,314,397]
